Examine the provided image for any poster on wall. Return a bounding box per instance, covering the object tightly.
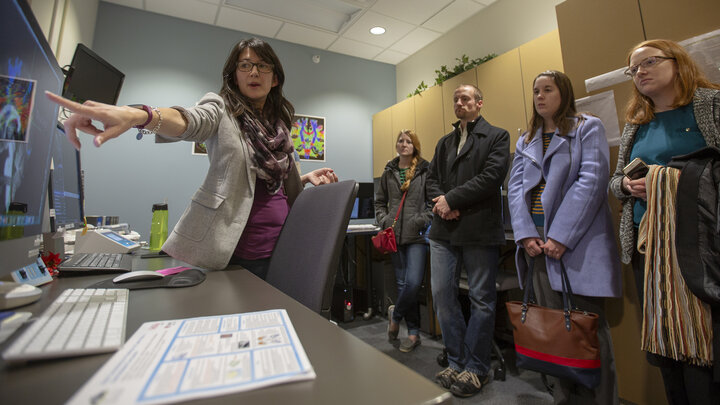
[191,142,207,155]
[291,114,325,162]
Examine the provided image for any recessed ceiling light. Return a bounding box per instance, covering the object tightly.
[370,26,386,35]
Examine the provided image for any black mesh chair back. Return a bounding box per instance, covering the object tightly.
[265,180,358,318]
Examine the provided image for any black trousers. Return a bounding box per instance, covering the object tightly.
[631,251,720,405]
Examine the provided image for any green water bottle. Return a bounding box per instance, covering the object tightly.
[149,203,168,251]
[1,202,28,241]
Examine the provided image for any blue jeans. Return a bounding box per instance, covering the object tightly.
[429,239,498,375]
[390,243,428,336]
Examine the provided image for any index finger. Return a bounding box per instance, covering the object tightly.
[45,91,85,112]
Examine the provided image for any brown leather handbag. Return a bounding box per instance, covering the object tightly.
[506,256,601,389]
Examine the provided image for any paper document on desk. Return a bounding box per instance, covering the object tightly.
[67,309,315,404]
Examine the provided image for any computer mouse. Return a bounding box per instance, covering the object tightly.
[112,270,164,284]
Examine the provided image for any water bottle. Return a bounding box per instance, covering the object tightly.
[149,203,168,251]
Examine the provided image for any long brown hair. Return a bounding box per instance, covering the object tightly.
[397,129,422,192]
[220,38,295,128]
[625,39,720,125]
[526,70,580,143]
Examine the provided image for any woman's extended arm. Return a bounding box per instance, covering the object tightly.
[45,91,187,149]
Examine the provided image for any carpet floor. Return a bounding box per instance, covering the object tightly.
[342,316,554,404]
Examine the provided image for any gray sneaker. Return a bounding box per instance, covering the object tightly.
[449,370,489,397]
[387,305,398,341]
[434,367,459,389]
[399,337,421,352]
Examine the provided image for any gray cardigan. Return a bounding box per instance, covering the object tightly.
[156,93,302,270]
[610,88,720,264]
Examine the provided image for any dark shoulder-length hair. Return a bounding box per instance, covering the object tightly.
[625,39,720,125]
[526,70,581,143]
[220,38,295,128]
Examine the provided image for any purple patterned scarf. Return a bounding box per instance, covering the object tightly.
[240,113,294,194]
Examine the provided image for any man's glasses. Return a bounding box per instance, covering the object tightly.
[237,61,274,73]
[624,56,675,77]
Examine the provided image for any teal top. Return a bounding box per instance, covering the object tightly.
[629,103,706,225]
[398,167,408,185]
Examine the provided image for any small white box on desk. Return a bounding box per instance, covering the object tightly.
[75,229,140,254]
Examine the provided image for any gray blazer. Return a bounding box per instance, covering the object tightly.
[156,93,302,270]
[610,88,720,264]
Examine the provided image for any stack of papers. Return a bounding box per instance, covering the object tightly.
[68,309,314,404]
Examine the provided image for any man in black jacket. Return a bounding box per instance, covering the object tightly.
[427,84,510,398]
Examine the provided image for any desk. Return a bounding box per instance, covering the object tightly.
[345,227,381,319]
[0,255,451,404]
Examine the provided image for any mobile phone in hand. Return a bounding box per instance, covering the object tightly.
[623,157,649,180]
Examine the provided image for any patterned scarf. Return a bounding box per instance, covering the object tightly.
[638,165,713,366]
[240,112,294,194]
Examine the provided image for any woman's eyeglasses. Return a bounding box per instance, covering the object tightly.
[624,56,675,77]
[237,61,274,73]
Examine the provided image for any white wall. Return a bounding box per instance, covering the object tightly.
[29,0,98,66]
[395,0,565,101]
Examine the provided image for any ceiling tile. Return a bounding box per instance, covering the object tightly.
[341,10,414,48]
[422,0,486,33]
[216,6,284,38]
[103,0,143,9]
[224,0,358,33]
[474,0,498,5]
[276,24,338,49]
[390,27,441,54]
[374,49,410,65]
[328,37,384,60]
[145,0,218,25]
[370,0,453,25]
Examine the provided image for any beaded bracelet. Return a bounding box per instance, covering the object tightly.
[136,107,163,140]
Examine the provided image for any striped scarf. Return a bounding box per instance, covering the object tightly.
[637,165,713,366]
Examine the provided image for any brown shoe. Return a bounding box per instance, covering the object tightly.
[399,337,421,352]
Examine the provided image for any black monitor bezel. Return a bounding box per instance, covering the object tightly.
[47,122,85,232]
[62,43,125,105]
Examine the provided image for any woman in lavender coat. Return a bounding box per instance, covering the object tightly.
[507,70,621,404]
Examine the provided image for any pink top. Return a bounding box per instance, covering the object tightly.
[233,178,289,260]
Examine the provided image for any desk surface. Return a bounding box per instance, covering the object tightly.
[0,255,451,404]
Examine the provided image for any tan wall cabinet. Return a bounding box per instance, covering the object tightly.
[372,107,394,178]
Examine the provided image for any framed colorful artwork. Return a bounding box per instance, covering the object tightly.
[0,74,36,143]
[191,142,207,155]
[291,114,325,161]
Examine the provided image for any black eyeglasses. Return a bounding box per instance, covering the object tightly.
[237,61,274,73]
[624,56,675,77]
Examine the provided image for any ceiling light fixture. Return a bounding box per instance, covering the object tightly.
[369,26,386,35]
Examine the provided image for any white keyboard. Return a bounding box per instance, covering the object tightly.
[3,288,128,362]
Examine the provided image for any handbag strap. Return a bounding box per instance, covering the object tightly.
[391,191,408,228]
[521,251,578,331]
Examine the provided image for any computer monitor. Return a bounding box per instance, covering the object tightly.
[350,182,375,220]
[48,123,84,231]
[62,43,124,105]
[0,0,64,276]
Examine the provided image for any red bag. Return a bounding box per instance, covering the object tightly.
[371,227,397,254]
[371,191,407,254]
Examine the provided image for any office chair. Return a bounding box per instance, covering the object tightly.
[265,180,358,318]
